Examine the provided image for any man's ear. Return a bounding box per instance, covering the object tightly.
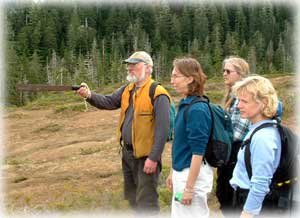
[145,64,152,74]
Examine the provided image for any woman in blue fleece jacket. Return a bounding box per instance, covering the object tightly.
[166,57,213,218]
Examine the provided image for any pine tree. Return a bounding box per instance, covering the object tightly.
[157,5,174,46]
[219,5,230,45]
[180,6,192,50]
[224,32,238,56]
[274,36,286,72]
[239,40,248,59]
[90,38,100,86]
[47,49,57,84]
[6,40,22,105]
[266,40,274,72]
[74,54,89,85]
[137,6,156,42]
[67,8,80,53]
[234,5,247,46]
[248,5,260,42]
[260,5,276,47]
[199,36,213,76]
[193,7,209,49]
[252,31,265,65]
[211,24,222,76]
[41,11,58,58]
[28,50,44,84]
[190,38,200,58]
[248,46,257,74]
[282,20,293,59]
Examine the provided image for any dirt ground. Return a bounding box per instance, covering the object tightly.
[2,75,299,218]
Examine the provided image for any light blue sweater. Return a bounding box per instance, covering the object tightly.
[230,119,281,215]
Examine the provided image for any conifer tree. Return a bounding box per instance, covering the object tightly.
[211,24,222,76]
[274,36,286,72]
[224,32,238,56]
[193,7,209,49]
[266,40,275,72]
[248,46,257,74]
[234,5,247,46]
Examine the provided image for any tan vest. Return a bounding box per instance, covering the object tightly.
[117,78,171,158]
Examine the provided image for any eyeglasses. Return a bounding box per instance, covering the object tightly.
[171,74,186,79]
[222,69,237,74]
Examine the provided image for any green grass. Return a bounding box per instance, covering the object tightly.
[261,72,296,78]
[23,92,81,110]
[5,157,31,166]
[54,103,87,113]
[13,176,28,183]
[158,165,172,211]
[33,123,64,133]
[205,90,224,104]
[79,147,101,155]
[277,88,296,118]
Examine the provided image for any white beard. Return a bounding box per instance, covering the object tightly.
[126,68,146,83]
[126,74,139,83]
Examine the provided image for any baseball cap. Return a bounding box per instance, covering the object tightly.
[123,51,153,66]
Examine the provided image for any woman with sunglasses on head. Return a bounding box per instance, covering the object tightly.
[166,57,213,218]
[216,56,251,217]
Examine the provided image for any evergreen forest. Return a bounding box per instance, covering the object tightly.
[5,1,295,105]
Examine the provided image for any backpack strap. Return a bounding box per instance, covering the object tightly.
[183,96,213,142]
[243,122,278,179]
[183,96,210,122]
[149,81,159,106]
[183,96,213,164]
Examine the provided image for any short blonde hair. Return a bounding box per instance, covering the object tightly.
[232,75,278,118]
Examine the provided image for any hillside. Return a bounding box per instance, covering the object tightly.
[2,75,299,218]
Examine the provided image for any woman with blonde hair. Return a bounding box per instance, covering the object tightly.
[166,57,213,218]
[229,75,281,217]
[216,56,251,216]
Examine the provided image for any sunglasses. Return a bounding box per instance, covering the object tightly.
[222,69,237,74]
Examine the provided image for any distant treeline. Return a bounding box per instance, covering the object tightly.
[5,2,294,105]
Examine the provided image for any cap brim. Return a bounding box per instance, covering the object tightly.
[123,58,144,64]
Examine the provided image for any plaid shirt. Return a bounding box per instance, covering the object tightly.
[229,98,250,142]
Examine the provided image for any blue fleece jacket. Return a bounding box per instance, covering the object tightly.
[172,96,212,171]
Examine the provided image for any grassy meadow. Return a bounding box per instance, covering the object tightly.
[3,73,298,218]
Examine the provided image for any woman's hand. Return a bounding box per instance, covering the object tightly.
[180,187,194,205]
[240,210,254,218]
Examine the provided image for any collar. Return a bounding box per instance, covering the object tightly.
[249,119,277,131]
[179,95,200,106]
